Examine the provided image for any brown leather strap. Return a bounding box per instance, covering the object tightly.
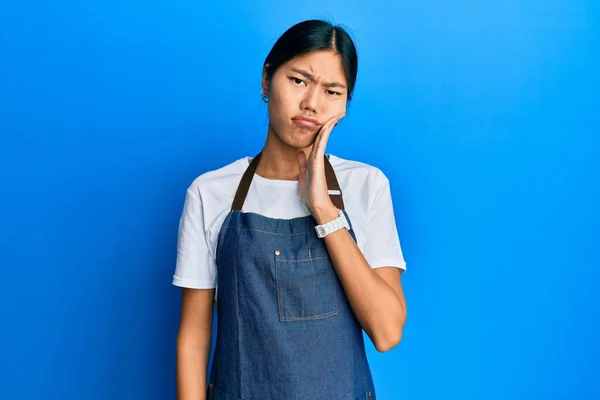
[324,154,344,210]
[231,152,345,211]
[231,152,262,211]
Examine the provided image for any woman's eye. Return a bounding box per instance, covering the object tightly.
[290,77,305,85]
[327,90,342,96]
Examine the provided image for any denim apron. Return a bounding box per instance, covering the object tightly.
[207,152,376,400]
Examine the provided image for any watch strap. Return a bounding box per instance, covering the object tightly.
[314,209,349,238]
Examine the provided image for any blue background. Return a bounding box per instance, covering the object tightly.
[1,1,598,399]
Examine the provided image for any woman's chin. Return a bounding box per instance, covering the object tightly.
[288,133,317,148]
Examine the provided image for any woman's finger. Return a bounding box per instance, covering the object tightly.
[312,113,344,159]
[312,114,341,158]
[297,151,308,181]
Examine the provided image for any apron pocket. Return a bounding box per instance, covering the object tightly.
[274,246,338,321]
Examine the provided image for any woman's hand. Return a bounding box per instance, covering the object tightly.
[297,112,345,224]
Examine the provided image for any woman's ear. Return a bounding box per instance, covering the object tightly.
[261,63,270,97]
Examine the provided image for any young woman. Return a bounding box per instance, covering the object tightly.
[173,19,408,400]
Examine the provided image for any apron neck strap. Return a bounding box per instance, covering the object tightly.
[231,152,345,211]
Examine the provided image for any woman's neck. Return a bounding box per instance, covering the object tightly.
[255,124,312,181]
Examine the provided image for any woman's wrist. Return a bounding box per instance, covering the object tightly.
[312,204,340,225]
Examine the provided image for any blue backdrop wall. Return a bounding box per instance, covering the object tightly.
[1,1,598,399]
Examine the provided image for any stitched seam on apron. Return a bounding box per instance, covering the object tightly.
[310,248,317,316]
[277,257,327,262]
[332,256,338,315]
[281,311,338,321]
[221,226,312,236]
[275,252,284,321]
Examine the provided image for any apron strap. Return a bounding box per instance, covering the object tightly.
[231,152,345,211]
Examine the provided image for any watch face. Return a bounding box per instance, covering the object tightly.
[316,226,326,237]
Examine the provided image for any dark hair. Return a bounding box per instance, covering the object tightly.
[263,19,359,101]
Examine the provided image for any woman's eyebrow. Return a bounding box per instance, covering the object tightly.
[290,68,347,89]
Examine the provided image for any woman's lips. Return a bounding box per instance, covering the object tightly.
[292,117,319,128]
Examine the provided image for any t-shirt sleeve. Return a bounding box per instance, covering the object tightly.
[172,188,218,288]
[362,172,407,274]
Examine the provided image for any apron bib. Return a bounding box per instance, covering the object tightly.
[207,152,376,400]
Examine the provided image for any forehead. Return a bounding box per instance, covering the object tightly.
[284,50,346,83]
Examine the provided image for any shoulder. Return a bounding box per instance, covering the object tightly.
[328,154,390,190]
[327,154,398,255]
[186,156,249,199]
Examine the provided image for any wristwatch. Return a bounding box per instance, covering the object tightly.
[314,209,350,238]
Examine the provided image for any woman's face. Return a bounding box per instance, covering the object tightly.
[264,50,348,150]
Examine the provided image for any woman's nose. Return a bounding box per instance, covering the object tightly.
[300,87,319,113]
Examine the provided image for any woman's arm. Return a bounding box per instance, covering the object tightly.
[176,288,215,400]
[297,114,407,352]
[314,207,407,353]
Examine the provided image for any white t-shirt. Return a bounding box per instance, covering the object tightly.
[172,154,407,289]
